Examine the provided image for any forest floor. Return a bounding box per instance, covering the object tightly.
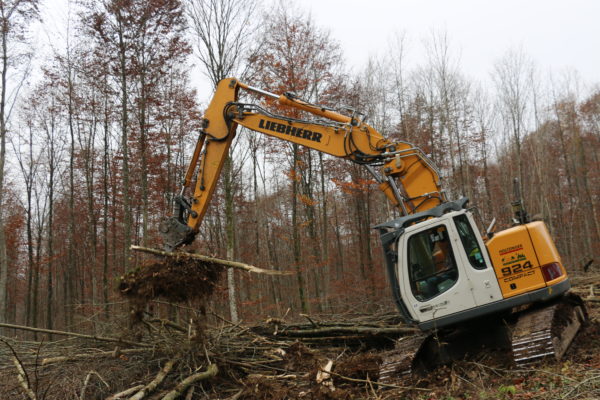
[1,266,599,399]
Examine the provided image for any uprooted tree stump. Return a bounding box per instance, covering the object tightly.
[118,254,222,304]
[122,246,279,301]
[120,246,291,305]
[119,246,293,336]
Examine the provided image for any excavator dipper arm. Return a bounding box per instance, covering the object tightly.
[160,78,446,250]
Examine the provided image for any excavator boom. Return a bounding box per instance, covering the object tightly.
[160,78,445,250]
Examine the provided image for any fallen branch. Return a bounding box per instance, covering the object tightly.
[105,384,144,400]
[161,363,218,400]
[1,337,36,400]
[300,313,319,328]
[131,245,291,276]
[246,373,298,380]
[0,322,151,348]
[147,318,187,333]
[224,390,244,400]
[42,348,150,365]
[80,370,109,400]
[586,297,600,303]
[13,356,37,400]
[325,368,431,391]
[130,358,178,400]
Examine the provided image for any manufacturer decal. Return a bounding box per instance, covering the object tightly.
[503,269,535,283]
[499,244,523,256]
[500,261,533,277]
[259,119,323,143]
[501,252,526,266]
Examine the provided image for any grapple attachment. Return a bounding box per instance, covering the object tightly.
[159,194,198,251]
[159,216,196,252]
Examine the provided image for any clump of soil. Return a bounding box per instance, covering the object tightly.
[284,342,321,373]
[241,376,292,400]
[567,319,600,366]
[334,352,382,382]
[118,254,222,304]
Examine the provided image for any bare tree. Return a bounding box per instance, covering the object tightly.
[0,0,39,326]
[389,32,409,139]
[492,48,534,199]
[186,0,258,323]
[11,118,41,328]
[187,0,258,87]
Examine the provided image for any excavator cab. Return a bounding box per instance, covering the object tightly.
[397,206,503,326]
[408,225,458,302]
[377,199,585,381]
[378,199,574,330]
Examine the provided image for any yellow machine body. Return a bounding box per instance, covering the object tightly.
[486,221,568,298]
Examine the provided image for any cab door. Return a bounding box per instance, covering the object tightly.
[451,212,503,306]
[398,217,477,323]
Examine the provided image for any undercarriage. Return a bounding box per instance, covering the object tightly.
[379,293,588,384]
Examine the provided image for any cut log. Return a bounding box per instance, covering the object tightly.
[273,326,417,337]
[0,322,150,348]
[42,348,150,366]
[130,245,291,276]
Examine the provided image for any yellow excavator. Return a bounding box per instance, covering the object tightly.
[159,78,587,379]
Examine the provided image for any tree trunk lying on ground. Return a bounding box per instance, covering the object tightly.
[0,322,150,348]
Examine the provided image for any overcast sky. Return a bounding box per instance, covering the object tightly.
[38,0,600,102]
[301,0,599,85]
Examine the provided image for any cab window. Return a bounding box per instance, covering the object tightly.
[407,225,458,302]
[453,214,487,270]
